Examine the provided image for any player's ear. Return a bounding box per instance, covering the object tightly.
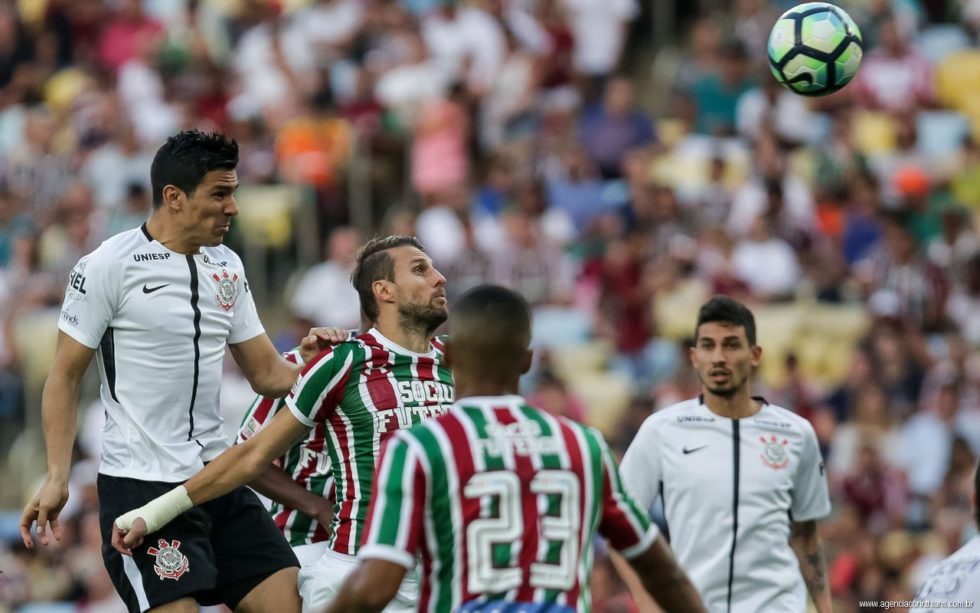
[373,279,394,305]
[751,344,762,366]
[520,349,533,374]
[162,185,183,211]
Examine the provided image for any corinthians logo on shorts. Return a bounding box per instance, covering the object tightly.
[212,269,239,311]
[147,538,190,580]
[759,433,790,470]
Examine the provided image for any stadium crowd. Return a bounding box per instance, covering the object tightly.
[1,0,980,611]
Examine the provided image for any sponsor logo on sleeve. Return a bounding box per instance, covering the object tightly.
[60,311,79,326]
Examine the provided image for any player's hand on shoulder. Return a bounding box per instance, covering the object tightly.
[300,327,350,363]
[19,477,69,549]
[111,516,149,555]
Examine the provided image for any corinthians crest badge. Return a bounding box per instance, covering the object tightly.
[147,538,190,580]
[759,433,790,470]
[212,269,239,311]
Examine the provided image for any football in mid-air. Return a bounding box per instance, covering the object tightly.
[767,2,863,97]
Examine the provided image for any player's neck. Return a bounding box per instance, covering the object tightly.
[701,387,761,419]
[145,214,201,255]
[454,371,521,400]
[375,317,432,354]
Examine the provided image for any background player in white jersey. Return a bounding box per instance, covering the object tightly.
[910,460,980,612]
[18,130,343,613]
[112,235,453,611]
[325,284,705,612]
[618,295,833,613]
[236,346,336,568]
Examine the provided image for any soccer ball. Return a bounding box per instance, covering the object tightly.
[767,2,863,97]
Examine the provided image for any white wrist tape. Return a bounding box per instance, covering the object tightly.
[115,485,193,534]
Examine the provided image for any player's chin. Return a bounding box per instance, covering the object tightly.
[705,383,738,397]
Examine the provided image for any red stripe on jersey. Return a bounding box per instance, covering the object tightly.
[361,339,398,412]
[416,355,436,381]
[250,397,278,430]
[557,420,587,606]
[439,413,479,601]
[492,406,540,604]
[291,424,326,490]
[431,337,445,352]
[312,357,354,424]
[331,408,358,551]
[419,527,435,612]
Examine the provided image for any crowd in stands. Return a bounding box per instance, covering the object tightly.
[2,0,980,611]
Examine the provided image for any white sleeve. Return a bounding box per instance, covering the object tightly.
[228,270,265,344]
[618,416,662,513]
[58,250,119,349]
[790,421,832,522]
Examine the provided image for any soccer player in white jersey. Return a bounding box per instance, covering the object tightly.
[910,460,980,612]
[618,295,833,613]
[324,285,705,612]
[18,130,344,613]
[112,235,453,612]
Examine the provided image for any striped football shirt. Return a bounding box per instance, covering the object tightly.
[359,395,659,612]
[237,348,334,546]
[285,328,453,554]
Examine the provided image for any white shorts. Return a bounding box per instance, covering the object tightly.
[293,541,330,568]
[298,548,418,612]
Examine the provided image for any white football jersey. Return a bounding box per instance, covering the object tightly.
[910,535,980,612]
[620,396,831,613]
[58,224,264,482]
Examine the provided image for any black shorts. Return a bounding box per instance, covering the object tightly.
[98,474,299,613]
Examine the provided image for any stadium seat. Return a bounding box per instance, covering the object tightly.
[852,112,898,156]
[935,49,980,113]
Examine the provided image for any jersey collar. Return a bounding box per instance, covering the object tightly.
[366,327,438,358]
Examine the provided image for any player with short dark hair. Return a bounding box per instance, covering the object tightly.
[618,295,833,612]
[325,285,706,612]
[111,235,452,611]
[19,129,343,613]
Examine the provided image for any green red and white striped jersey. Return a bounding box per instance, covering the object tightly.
[285,328,453,555]
[359,395,659,613]
[237,348,334,547]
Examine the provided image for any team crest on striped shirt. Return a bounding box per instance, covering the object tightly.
[147,538,190,580]
[212,270,239,311]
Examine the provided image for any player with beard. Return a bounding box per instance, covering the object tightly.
[616,296,833,613]
[112,236,453,610]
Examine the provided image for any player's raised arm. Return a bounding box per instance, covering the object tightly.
[19,332,95,548]
[112,406,310,554]
[230,326,347,397]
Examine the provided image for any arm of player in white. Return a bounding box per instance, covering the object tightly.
[112,409,311,554]
[230,328,349,398]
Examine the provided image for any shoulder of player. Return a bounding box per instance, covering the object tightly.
[754,402,816,436]
[643,398,700,428]
[82,227,151,267]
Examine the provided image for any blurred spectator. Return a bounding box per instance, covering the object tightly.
[560,0,637,95]
[97,0,164,74]
[579,76,655,179]
[689,39,756,136]
[830,383,904,476]
[736,76,816,145]
[411,83,469,202]
[421,0,506,96]
[290,226,362,332]
[853,13,936,113]
[731,216,801,300]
